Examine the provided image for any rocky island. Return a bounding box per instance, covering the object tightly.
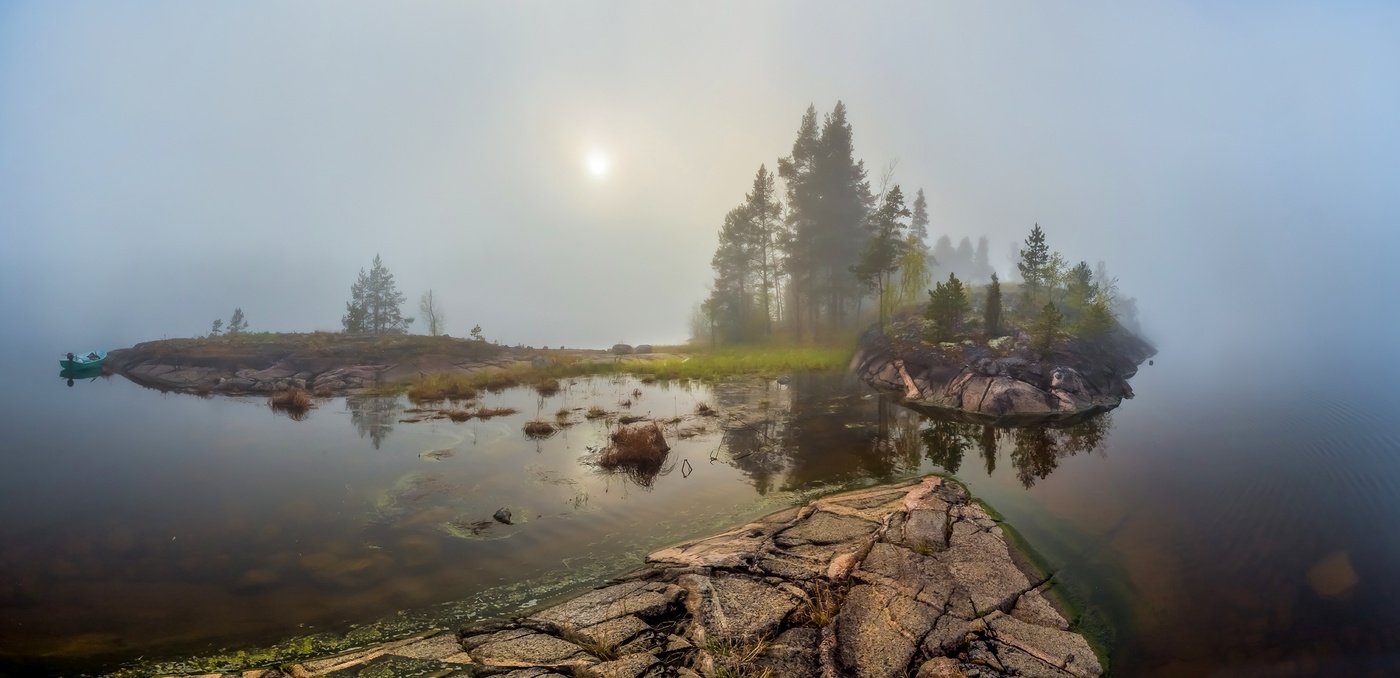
[852,316,1155,426]
[104,334,674,396]
[152,477,1101,678]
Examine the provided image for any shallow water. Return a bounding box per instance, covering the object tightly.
[4,350,1400,677]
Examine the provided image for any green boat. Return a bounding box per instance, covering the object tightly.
[60,350,106,371]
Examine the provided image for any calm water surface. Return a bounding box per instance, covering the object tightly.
[3,348,1400,677]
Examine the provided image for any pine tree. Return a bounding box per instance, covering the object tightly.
[743,165,784,336]
[209,319,223,337]
[851,184,910,328]
[777,105,821,341]
[931,235,956,277]
[924,273,970,343]
[710,205,758,341]
[814,101,871,335]
[973,236,992,282]
[910,188,930,245]
[342,255,410,335]
[470,325,484,341]
[1033,301,1063,351]
[1064,261,1096,321]
[1076,291,1118,341]
[227,308,247,334]
[1017,224,1051,306]
[984,272,1003,337]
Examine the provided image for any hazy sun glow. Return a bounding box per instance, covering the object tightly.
[587,151,609,178]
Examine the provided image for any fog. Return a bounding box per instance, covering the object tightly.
[3,2,1398,367]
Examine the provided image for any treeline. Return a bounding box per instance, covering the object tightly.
[699,101,1139,347]
[923,224,1131,349]
[698,102,996,345]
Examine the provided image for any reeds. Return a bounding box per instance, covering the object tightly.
[523,420,557,439]
[406,375,478,403]
[268,387,314,420]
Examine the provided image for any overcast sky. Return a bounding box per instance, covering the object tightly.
[2,2,1398,363]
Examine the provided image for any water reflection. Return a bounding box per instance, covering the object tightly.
[346,394,401,448]
[904,405,1113,488]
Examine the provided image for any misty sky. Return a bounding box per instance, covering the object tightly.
[2,2,1398,364]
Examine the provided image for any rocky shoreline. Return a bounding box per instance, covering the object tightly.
[104,336,675,395]
[155,477,1102,678]
[852,321,1154,426]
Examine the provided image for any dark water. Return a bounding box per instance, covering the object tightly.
[3,350,1400,677]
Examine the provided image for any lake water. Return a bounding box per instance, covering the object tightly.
[3,347,1400,677]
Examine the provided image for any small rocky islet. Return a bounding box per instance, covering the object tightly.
[161,477,1101,678]
[853,316,1155,425]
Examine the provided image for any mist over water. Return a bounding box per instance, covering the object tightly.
[4,2,1400,677]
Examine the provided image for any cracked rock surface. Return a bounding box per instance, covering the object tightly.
[167,477,1101,678]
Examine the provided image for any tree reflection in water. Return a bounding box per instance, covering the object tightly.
[910,407,1114,488]
[713,374,1115,494]
[345,394,402,449]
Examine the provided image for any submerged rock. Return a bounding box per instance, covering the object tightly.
[494,507,513,525]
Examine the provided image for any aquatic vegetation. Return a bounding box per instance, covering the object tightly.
[475,406,518,420]
[535,378,562,396]
[523,420,557,438]
[590,422,671,487]
[585,406,609,419]
[695,401,717,416]
[267,387,314,419]
[418,449,453,461]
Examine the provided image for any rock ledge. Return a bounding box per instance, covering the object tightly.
[178,478,1103,678]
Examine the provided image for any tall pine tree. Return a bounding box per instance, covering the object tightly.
[851,184,910,328]
[777,105,821,341]
[984,273,1003,337]
[910,188,930,245]
[743,165,784,337]
[1017,224,1051,306]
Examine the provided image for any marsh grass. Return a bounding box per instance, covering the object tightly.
[473,407,518,420]
[585,406,609,420]
[523,420,557,438]
[268,388,314,420]
[389,346,851,398]
[535,378,562,396]
[407,375,477,403]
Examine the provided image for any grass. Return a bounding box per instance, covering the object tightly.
[386,345,852,399]
[703,635,773,663]
[599,423,670,468]
[474,407,518,420]
[792,580,846,628]
[535,378,562,396]
[406,374,477,403]
[267,388,314,420]
[585,406,609,420]
[523,420,557,438]
[713,668,774,678]
[559,628,619,662]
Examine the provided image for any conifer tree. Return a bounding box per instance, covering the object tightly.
[910,188,930,245]
[813,101,871,335]
[342,255,411,335]
[1033,301,1063,351]
[743,165,784,336]
[924,273,970,342]
[984,273,1002,337]
[1017,224,1051,306]
[209,319,223,337]
[851,184,910,328]
[710,205,757,340]
[777,105,821,340]
[226,308,247,334]
[973,236,992,282]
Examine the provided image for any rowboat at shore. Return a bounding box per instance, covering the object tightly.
[59,350,105,371]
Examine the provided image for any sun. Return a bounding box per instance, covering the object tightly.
[586,151,609,178]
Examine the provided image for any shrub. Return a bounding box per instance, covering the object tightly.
[268,388,314,420]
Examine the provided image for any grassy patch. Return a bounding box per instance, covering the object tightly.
[523,420,557,438]
[406,375,477,403]
[792,580,846,628]
[268,388,314,419]
[703,635,773,663]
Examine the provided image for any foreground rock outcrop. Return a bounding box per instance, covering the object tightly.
[853,319,1154,425]
[170,478,1102,678]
